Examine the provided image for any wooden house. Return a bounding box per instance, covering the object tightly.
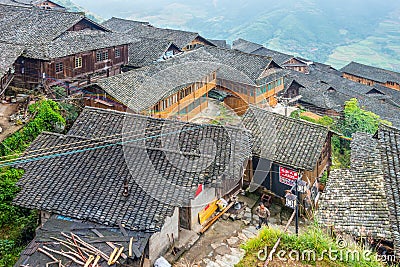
[125,38,182,69]
[101,16,150,32]
[85,59,218,121]
[232,38,311,74]
[176,46,288,114]
[102,17,215,51]
[0,4,126,89]
[15,31,133,89]
[0,42,25,96]
[288,68,400,127]
[13,107,252,265]
[341,61,400,91]
[32,0,65,10]
[242,106,332,204]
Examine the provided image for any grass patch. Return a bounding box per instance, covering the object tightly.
[237,226,384,267]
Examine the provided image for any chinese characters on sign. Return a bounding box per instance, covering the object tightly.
[279,166,299,186]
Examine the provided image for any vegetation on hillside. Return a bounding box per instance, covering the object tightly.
[0,100,66,266]
[236,226,384,267]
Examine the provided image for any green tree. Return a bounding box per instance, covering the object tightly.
[340,98,391,137]
[334,98,391,168]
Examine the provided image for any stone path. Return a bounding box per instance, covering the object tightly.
[202,222,259,267]
[174,198,307,267]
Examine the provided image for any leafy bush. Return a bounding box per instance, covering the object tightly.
[0,99,65,157]
[0,99,65,266]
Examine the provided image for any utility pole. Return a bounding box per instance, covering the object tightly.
[295,178,299,235]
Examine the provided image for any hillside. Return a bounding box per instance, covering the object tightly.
[70,0,400,71]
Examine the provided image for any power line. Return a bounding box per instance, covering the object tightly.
[0,121,207,164]
[0,124,205,168]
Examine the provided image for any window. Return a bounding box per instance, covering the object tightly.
[115,48,121,58]
[75,57,82,68]
[55,62,63,73]
[96,52,102,62]
[96,51,109,62]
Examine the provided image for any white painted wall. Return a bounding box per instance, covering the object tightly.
[148,207,179,263]
[190,187,217,232]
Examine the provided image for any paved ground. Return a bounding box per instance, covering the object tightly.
[190,100,242,126]
[174,195,308,267]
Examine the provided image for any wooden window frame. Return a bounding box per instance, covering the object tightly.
[96,50,109,62]
[96,51,102,62]
[55,62,63,73]
[115,48,121,58]
[75,57,82,68]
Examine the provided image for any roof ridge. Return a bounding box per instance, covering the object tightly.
[379,123,400,133]
[33,127,232,159]
[82,106,251,133]
[206,45,273,61]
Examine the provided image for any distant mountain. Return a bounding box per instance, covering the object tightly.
[70,0,400,71]
[54,0,103,22]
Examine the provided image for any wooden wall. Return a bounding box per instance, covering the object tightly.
[343,72,400,91]
[224,95,249,115]
[13,45,128,89]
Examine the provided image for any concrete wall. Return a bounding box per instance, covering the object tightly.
[148,207,179,263]
[190,187,217,232]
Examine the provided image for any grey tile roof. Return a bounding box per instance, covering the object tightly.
[101,17,149,33]
[256,68,290,86]
[252,47,294,67]
[377,124,400,256]
[242,106,330,170]
[341,61,400,84]
[289,69,400,127]
[24,30,137,60]
[0,4,75,44]
[0,0,30,6]
[201,46,275,83]
[0,4,107,45]
[209,39,231,49]
[124,24,214,49]
[13,132,176,231]
[127,37,180,68]
[15,216,151,267]
[94,59,220,112]
[0,42,25,77]
[14,107,252,231]
[373,84,400,106]
[232,38,263,54]
[232,38,294,66]
[318,133,392,239]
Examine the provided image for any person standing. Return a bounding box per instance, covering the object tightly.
[255,202,270,230]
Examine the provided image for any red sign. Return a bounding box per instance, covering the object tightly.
[195,184,203,197]
[279,167,299,186]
